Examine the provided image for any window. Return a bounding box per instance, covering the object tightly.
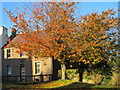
[20,52,25,57]
[7,49,11,58]
[35,62,41,74]
[7,65,11,75]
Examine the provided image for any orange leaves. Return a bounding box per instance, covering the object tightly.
[103,31,106,34]
[19,14,24,18]
[114,51,119,54]
[16,50,20,53]
[22,12,26,15]
[4,46,9,49]
[4,2,118,67]
[36,16,41,20]
[90,22,95,25]
[71,54,76,57]
[55,36,60,41]
[101,35,107,39]
[23,43,27,46]
[49,24,53,28]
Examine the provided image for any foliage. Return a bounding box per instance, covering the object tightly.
[110,56,120,73]
[112,72,120,86]
[70,9,118,65]
[91,73,104,84]
[87,61,112,84]
[110,56,120,86]
[4,2,77,60]
[58,69,79,80]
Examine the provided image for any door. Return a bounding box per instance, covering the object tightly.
[20,64,25,81]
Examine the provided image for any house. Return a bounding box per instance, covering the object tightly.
[1,26,78,83]
[1,27,58,83]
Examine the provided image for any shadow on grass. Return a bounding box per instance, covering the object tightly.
[58,82,96,89]
[2,80,120,89]
[58,82,120,89]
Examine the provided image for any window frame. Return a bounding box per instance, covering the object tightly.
[7,49,11,58]
[35,62,41,74]
[7,65,12,76]
[20,52,25,57]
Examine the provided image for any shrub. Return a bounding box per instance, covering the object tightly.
[58,69,79,81]
[112,72,120,86]
[90,73,103,84]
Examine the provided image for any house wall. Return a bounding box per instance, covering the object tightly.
[4,48,53,76]
[3,47,32,81]
[4,47,28,59]
[3,47,53,82]
[2,59,32,76]
[32,57,53,75]
[32,57,53,81]
[2,59,32,81]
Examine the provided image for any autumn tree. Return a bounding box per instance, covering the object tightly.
[69,9,118,82]
[4,1,118,81]
[4,2,78,80]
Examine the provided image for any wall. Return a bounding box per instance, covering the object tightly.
[4,47,28,59]
[0,26,8,88]
[32,57,53,81]
[2,57,53,82]
[0,26,8,47]
[2,59,32,81]
[32,57,53,75]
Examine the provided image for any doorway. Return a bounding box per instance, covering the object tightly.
[20,64,25,81]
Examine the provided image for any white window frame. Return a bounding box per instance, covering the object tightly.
[35,62,41,74]
[7,65,12,75]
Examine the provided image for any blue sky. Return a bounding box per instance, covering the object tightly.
[0,2,119,36]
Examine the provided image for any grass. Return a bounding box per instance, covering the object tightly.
[2,79,120,89]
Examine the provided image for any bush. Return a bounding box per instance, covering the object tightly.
[112,72,120,86]
[83,71,91,80]
[83,69,112,85]
[90,73,103,85]
[58,68,113,85]
[58,69,79,81]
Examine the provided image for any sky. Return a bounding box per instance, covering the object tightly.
[0,1,119,36]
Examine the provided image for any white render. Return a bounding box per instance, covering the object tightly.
[0,26,8,48]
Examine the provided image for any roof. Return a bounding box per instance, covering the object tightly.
[3,30,46,49]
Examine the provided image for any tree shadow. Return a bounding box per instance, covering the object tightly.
[58,82,96,89]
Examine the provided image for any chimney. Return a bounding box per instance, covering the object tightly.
[0,26,7,35]
[10,28,17,40]
[10,28,16,37]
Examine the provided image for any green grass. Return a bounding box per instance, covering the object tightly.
[2,80,120,89]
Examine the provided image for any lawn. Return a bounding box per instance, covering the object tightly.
[2,80,120,89]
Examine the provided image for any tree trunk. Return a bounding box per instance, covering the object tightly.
[99,75,104,85]
[61,63,66,80]
[78,68,84,82]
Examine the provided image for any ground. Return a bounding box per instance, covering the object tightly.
[2,80,120,89]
